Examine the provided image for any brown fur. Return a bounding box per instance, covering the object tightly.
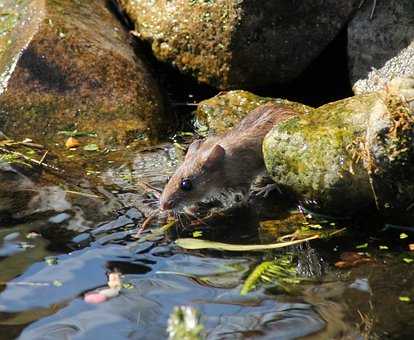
[159,103,298,211]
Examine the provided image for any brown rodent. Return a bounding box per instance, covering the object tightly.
[159,103,298,212]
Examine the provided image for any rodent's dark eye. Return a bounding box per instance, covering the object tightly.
[180,179,192,191]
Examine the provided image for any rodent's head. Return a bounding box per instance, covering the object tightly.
[160,139,225,212]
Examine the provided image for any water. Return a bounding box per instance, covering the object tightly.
[0,144,413,340]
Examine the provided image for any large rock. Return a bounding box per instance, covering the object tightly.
[349,0,414,94]
[196,90,313,135]
[0,0,168,147]
[119,0,360,89]
[263,78,414,216]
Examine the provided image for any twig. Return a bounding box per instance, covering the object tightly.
[65,190,103,199]
[39,150,48,165]
[0,147,61,172]
[19,141,44,149]
[171,102,199,107]
[0,139,44,149]
[135,210,158,237]
[327,227,347,237]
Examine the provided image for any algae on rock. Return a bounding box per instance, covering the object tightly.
[263,78,414,216]
[196,90,313,135]
[119,0,360,89]
[0,0,169,148]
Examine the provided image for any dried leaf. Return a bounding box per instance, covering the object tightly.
[65,137,80,149]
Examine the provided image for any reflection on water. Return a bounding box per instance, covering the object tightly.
[0,147,413,340]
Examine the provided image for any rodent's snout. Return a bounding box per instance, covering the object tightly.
[159,198,173,211]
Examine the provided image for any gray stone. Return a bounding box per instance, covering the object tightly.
[349,0,414,94]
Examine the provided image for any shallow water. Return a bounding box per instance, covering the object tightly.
[0,144,413,340]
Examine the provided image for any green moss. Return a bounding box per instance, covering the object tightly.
[263,93,382,214]
[263,88,414,215]
[0,0,168,150]
[196,90,312,134]
[119,0,240,88]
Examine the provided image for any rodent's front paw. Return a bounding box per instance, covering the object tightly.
[250,183,281,198]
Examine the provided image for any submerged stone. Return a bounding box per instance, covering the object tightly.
[263,78,414,216]
[0,0,168,148]
[119,0,360,89]
[196,90,313,135]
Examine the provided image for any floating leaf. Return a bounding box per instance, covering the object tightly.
[309,224,322,230]
[45,256,58,266]
[26,232,40,239]
[122,282,134,289]
[83,143,99,151]
[379,245,389,250]
[355,243,368,249]
[400,233,409,239]
[175,235,319,252]
[52,280,63,287]
[192,231,203,238]
[399,296,411,302]
[403,258,414,264]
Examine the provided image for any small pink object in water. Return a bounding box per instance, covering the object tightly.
[84,292,107,304]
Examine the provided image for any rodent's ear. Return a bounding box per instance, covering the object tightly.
[204,144,225,169]
[186,139,203,159]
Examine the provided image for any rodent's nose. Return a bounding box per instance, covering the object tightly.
[160,199,172,211]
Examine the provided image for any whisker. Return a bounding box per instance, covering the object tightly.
[173,212,181,236]
[143,197,159,202]
[184,208,212,229]
[183,214,192,227]
[175,210,184,229]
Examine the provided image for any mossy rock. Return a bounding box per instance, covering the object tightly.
[119,0,360,89]
[0,0,169,149]
[196,90,313,135]
[263,79,414,216]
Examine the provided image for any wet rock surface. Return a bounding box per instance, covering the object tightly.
[119,0,360,89]
[263,79,414,216]
[196,90,313,135]
[349,0,414,94]
[0,0,168,148]
[0,1,413,339]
